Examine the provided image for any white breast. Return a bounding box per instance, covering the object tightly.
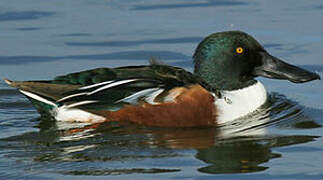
[214,81,268,124]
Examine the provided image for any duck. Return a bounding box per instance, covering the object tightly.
[4,31,320,127]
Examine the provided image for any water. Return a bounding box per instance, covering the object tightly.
[0,0,323,179]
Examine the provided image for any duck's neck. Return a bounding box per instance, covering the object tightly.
[194,59,256,91]
[214,81,268,124]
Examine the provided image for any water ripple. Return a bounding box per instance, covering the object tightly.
[132,0,247,10]
[0,51,189,65]
[65,37,202,47]
[58,168,180,176]
[0,11,54,21]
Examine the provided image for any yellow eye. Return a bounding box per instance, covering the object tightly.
[236,47,244,54]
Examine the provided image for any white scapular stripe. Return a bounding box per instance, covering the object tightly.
[19,90,57,107]
[116,88,163,104]
[78,81,114,90]
[57,92,88,102]
[66,100,98,108]
[144,89,165,104]
[88,79,139,95]
[58,79,141,102]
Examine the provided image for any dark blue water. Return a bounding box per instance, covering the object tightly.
[0,0,323,179]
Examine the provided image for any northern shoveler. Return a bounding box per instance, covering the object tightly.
[5,31,320,127]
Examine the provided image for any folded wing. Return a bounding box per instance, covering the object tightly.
[6,64,217,113]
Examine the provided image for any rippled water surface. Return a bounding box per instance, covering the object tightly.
[1,0,323,179]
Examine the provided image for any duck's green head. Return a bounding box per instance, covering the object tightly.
[193,31,320,90]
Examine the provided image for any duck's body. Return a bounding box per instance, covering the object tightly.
[5,31,320,127]
[6,64,220,126]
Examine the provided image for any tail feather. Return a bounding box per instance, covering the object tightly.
[4,78,13,86]
[3,79,80,100]
[4,79,60,115]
